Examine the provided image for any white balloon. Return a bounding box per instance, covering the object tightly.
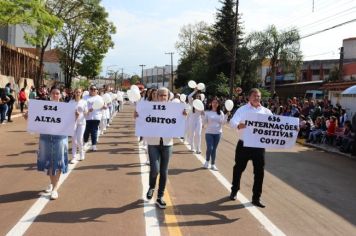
[172,98,180,103]
[188,80,197,89]
[117,94,123,102]
[128,89,141,102]
[192,99,204,111]
[180,94,187,102]
[92,97,104,109]
[200,93,205,101]
[111,93,117,100]
[225,99,234,111]
[102,93,112,103]
[169,92,174,100]
[131,85,139,92]
[197,83,205,90]
[83,91,89,97]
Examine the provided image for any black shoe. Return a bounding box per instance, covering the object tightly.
[196,151,201,154]
[252,200,266,208]
[7,120,13,122]
[156,198,166,209]
[230,191,237,201]
[146,188,154,200]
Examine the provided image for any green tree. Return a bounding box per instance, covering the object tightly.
[247,25,302,93]
[56,1,115,87]
[130,75,141,85]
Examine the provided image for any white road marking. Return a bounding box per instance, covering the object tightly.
[180,140,286,236]
[138,142,161,236]
[6,159,79,236]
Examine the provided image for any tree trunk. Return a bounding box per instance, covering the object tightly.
[270,64,276,94]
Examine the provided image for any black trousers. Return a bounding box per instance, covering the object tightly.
[231,140,265,201]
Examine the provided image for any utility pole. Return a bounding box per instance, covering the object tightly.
[339,47,344,81]
[139,64,146,84]
[165,52,174,91]
[229,0,239,99]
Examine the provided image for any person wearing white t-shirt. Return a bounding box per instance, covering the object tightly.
[83,85,104,151]
[188,88,204,154]
[70,88,88,163]
[203,97,229,171]
[229,88,272,208]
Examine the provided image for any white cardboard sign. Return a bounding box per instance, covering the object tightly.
[243,113,299,149]
[27,100,76,136]
[135,101,186,138]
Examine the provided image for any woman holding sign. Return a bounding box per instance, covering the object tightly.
[24,85,75,200]
[69,88,88,163]
[203,97,229,171]
[229,88,272,208]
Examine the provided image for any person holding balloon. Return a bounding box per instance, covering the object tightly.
[83,85,105,151]
[69,88,88,164]
[203,97,231,170]
[188,86,205,154]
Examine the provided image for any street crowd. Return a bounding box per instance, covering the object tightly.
[1,81,356,210]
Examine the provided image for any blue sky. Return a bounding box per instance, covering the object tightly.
[101,0,356,76]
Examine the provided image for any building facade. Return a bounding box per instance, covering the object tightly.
[142,65,176,90]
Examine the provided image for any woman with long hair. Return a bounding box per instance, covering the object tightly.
[24,85,76,200]
[70,88,88,163]
[203,97,229,170]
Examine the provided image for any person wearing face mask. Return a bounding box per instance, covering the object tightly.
[229,88,272,208]
[24,85,78,200]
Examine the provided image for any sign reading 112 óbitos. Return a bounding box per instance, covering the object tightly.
[27,100,76,136]
[243,113,299,149]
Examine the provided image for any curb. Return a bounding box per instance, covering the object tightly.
[296,139,356,160]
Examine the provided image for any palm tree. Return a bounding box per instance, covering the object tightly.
[247,25,302,93]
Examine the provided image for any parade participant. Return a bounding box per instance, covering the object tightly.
[188,88,204,154]
[24,85,76,200]
[83,85,104,151]
[135,87,185,209]
[70,88,88,163]
[229,88,272,208]
[203,97,229,171]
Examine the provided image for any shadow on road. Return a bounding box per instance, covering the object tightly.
[0,191,41,203]
[34,199,145,223]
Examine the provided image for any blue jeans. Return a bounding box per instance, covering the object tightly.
[205,133,221,165]
[83,120,100,145]
[148,145,172,198]
[0,104,7,123]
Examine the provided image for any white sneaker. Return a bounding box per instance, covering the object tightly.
[45,184,53,193]
[211,165,218,171]
[146,160,150,165]
[92,145,97,151]
[203,161,209,169]
[79,153,85,161]
[50,191,59,200]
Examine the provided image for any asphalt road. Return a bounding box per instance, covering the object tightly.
[1,104,355,236]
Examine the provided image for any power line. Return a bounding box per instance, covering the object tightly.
[301,17,356,39]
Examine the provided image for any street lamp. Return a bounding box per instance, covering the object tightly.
[139,64,146,84]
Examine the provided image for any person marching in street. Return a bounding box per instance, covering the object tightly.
[70,88,88,164]
[229,88,273,208]
[18,88,27,113]
[24,85,77,200]
[136,87,186,209]
[188,88,204,154]
[83,85,104,152]
[203,96,229,171]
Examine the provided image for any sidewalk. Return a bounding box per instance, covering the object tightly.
[297,138,356,160]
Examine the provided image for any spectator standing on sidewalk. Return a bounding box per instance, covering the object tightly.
[229,88,272,208]
[352,113,356,157]
[0,88,10,124]
[5,83,15,122]
[18,88,27,113]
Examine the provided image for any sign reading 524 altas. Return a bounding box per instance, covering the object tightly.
[243,113,299,149]
[135,101,186,138]
[27,100,76,136]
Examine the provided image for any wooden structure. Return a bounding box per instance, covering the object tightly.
[0,39,39,84]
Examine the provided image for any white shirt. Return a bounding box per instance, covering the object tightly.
[70,99,88,125]
[84,95,103,120]
[230,103,272,141]
[204,111,227,134]
[145,137,173,146]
